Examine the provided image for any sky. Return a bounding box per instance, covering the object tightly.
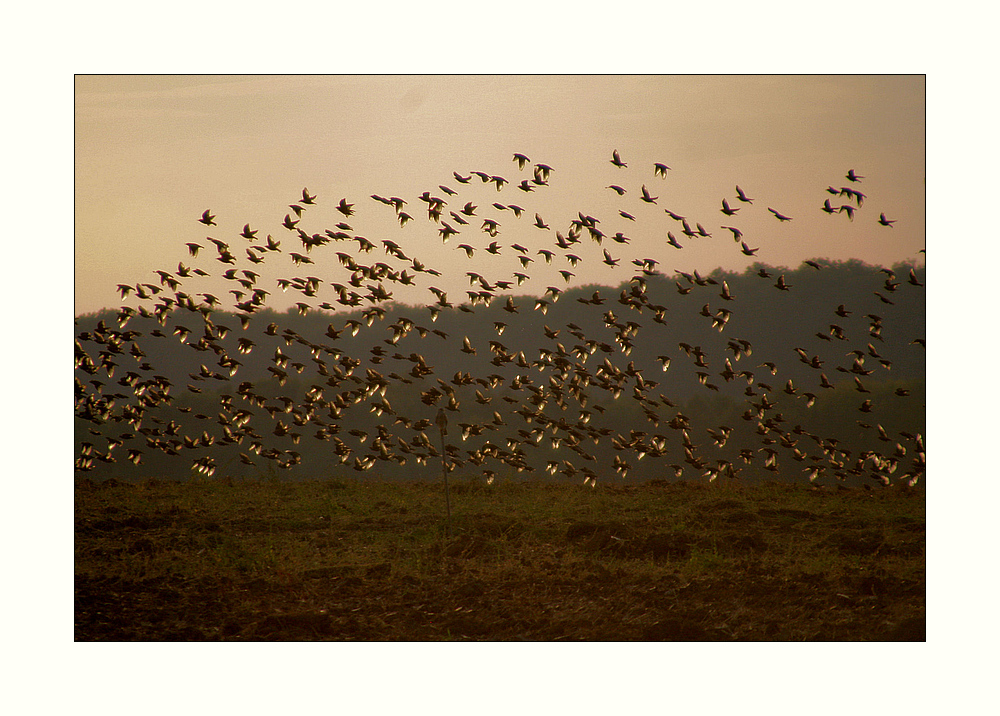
[75,75,925,316]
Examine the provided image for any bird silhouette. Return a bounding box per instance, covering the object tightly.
[534,163,553,181]
[721,226,743,241]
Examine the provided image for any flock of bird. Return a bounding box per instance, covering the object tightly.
[74,149,925,488]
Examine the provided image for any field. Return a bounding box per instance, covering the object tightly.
[75,477,925,641]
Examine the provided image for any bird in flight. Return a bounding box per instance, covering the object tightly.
[878,212,896,227]
[840,187,866,206]
[199,209,216,226]
[722,226,742,241]
[768,207,792,222]
[653,163,670,178]
[847,169,864,182]
[735,186,754,204]
[439,223,459,242]
[610,149,627,168]
[513,153,530,170]
[534,163,553,181]
[721,198,739,216]
[337,198,355,217]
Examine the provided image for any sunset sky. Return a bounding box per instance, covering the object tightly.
[75,75,925,316]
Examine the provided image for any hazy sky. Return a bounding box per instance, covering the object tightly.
[75,75,924,315]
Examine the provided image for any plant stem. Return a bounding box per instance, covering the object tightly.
[437,409,452,538]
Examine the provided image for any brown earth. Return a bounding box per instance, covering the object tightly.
[75,478,925,641]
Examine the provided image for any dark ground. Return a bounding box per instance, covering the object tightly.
[75,478,925,641]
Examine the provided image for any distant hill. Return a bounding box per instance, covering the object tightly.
[75,259,924,486]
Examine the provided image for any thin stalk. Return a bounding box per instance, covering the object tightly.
[437,409,452,538]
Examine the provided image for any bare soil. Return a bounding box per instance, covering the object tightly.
[75,478,925,641]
